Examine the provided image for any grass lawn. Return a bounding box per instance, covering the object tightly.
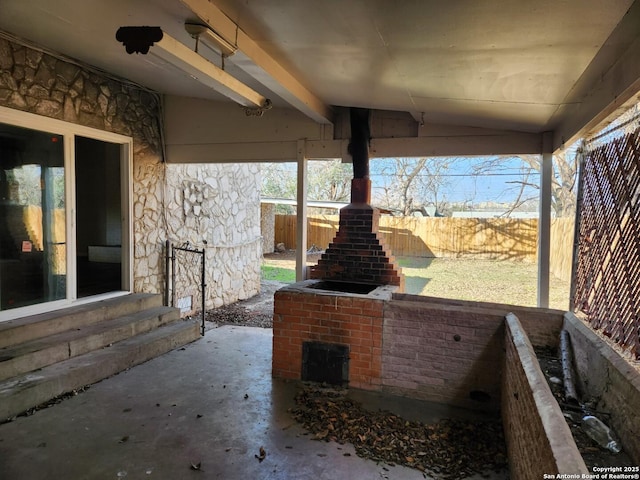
[261,264,297,283]
[262,253,571,310]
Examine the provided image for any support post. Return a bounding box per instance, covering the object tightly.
[295,139,308,282]
[569,146,586,311]
[538,132,553,308]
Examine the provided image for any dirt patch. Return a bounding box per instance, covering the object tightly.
[204,280,284,328]
[535,346,635,468]
[263,250,323,269]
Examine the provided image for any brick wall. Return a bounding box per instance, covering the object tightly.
[309,204,404,290]
[382,295,505,410]
[502,313,588,479]
[381,294,564,410]
[272,283,386,390]
[564,312,640,463]
[273,288,565,407]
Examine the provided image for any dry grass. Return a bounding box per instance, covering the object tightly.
[397,256,570,310]
[262,252,571,310]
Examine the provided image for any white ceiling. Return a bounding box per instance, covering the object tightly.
[1,0,639,138]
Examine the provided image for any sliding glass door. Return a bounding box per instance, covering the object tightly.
[0,108,132,319]
[0,124,66,310]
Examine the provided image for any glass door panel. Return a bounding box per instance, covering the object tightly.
[0,123,66,310]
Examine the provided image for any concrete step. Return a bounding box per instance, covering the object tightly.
[0,318,200,420]
[0,306,180,381]
[0,294,163,349]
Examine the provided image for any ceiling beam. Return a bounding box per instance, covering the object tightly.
[178,0,333,124]
[153,32,267,108]
[308,133,543,159]
[165,132,542,164]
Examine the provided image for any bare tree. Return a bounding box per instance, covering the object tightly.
[307,160,351,202]
[372,157,453,215]
[260,163,296,214]
[260,160,352,213]
[469,151,579,218]
[519,152,578,217]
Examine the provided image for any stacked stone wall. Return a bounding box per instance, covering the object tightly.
[165,164,261,308]
[260,203,275,254]
[0,34,261,307]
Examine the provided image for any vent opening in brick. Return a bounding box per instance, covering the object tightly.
[302,342,349,386]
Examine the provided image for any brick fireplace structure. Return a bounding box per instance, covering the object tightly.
[273,107,405,390]
[308,180,405,291]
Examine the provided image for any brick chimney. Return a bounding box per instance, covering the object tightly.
[309,108,404,291]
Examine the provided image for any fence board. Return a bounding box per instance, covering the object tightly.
[276,213,574,263]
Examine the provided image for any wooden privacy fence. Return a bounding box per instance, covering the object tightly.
[274,215,575,281]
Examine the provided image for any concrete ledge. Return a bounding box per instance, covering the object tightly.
[502,313,588,479]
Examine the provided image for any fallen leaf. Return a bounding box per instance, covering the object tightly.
[255,446,267,462]
[190,461,201,471]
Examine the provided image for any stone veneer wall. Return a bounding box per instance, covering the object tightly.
[260,203,275,254]
[165,164,261,307]
[502,313,588,479]
[0,34,261,307]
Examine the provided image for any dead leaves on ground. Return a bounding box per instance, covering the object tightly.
[255,446,267,462]
[290,386,507,479]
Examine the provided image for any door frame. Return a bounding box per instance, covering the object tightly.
[0,106,133,321]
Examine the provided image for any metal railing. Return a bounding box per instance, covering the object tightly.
[166,240,206,336]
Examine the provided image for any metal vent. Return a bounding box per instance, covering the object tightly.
[302,342,349,386]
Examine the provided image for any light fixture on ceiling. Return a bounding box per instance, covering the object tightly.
[185,22,237,58]
[116,26,271,114]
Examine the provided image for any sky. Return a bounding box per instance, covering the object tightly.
[263,155,544,208]
[368,156,541,206]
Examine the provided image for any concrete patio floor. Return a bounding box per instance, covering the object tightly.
[0,326,509,480]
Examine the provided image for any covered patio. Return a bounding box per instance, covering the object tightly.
[1,1,640,478]
[0,325,508,480]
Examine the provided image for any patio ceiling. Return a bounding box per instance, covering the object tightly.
[1,0,640,150]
